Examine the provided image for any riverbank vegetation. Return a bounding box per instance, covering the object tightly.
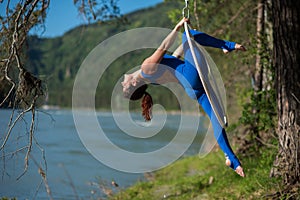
[109,145,287,200]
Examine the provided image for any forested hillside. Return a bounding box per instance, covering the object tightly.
[26,2,181,108]
[25,0,256,121]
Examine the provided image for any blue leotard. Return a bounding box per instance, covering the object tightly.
[141,30,241,170]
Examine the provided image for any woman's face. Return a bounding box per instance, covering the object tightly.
[121,74,134,93]
[121,73,147,100]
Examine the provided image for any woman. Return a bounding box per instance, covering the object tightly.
[121,18,246,177]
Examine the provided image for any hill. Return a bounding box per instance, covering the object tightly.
[26,2,182,108]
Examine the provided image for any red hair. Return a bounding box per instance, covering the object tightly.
[141,92,153,121]
[123,84,153,121]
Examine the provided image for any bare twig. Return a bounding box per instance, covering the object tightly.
[60,164,80,200]
[17,107,36,180]
[29,154,53,200]
[0,104,33,151]
[255,135,277,149]
[0,146,28,159]
[290,92,300,104]
[0,59,16,106]
[38,167,53,200]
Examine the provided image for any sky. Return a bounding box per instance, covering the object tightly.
[0,0,164,38]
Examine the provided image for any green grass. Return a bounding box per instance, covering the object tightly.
[110,147,282,200]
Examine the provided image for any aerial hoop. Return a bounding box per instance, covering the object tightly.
[183,21,228,128]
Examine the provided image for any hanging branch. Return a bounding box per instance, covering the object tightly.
[0,2,127,199]
[74,0,122,23]
[0,1,50,195]
[0,1,122,199]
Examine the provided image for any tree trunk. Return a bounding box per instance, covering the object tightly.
[254,0,265,92]
[250,0,266,142]
[270,0,300,186]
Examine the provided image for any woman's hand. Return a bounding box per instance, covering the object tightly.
[175,17,189,31]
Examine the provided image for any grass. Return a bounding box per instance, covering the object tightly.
[110,146,283,200]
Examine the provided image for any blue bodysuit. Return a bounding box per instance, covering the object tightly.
[141,30,241,170]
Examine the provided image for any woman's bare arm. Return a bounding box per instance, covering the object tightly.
[141,18,189,74]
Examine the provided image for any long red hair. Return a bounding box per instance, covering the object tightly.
[141,91,153,121]
[123,84,153,121]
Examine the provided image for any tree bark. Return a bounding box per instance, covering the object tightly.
[270,0,300,185]
[254,0,265,93]
[250,0,266,142]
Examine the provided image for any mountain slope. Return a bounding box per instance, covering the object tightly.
[27,2,182,108]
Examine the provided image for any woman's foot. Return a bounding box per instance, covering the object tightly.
[225,158,245,177]
[223,49,229,54]
[223,43,246,54]
[235,166,245,177]
[235,43,246,51]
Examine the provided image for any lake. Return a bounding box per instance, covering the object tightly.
[0,109,210,199]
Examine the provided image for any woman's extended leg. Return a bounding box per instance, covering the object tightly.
[181,28,245,177]
[187,29,236,52]
[198,93,244,177]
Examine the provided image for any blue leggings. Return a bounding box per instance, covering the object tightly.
[184,29,236,52]
[198,94,240,169]
[182,30,241,170]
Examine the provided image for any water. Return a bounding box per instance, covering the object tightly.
[0,109,207,199]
